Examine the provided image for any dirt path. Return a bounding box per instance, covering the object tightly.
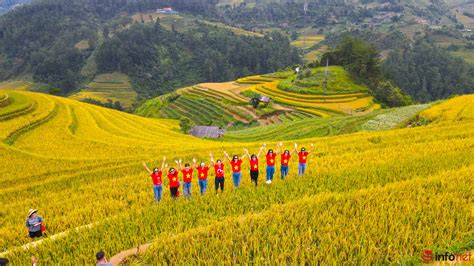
[110,243,151,265]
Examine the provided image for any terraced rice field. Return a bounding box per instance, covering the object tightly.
[0,91,472,264]
[246,80,379,117]
[0,91,474,265]
[291,35,325,48]
[69,73,136,108]
[0,80,37,91]
[223,104,431,141]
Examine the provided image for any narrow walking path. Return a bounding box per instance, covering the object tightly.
[110,243,151,265]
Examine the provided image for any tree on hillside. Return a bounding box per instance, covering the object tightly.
[179,117,192,134]
[321,36,412,107]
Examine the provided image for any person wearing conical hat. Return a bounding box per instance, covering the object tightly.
[25,209,44,240]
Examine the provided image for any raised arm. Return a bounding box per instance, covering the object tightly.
[308,143,314,153]
[291,143,298,155]
[192,158,197,169]
[240,153,247,160]
[257,146,264,157]
[210,153,215,166]
[142,162,152,174]
[223,151,231,162]
[263,143,267,154]
[160,156,166,171]
[175,159,182,170]
[243,149,252,160]
[278,142,283,154]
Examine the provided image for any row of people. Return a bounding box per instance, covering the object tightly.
[142,143,314,202]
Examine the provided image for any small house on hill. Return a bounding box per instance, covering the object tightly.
[190,126,225,139]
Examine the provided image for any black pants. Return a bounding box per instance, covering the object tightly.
[170,187,179,198]
[250,170,258,186]
[29,230,42,238]
[215,177,224,192]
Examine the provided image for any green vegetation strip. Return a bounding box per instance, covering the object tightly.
[3,104,59,145]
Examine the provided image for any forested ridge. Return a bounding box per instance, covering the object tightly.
[0,0,300,97]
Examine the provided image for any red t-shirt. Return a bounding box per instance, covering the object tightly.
[230,159,242,173]
[298,152,309,163]
[151,171,163,186]
[167,171,179,188]
[266,153,277,166]
[250,158,259,171]
[281,154,291,166]
[214,164,225,178]
[182,168,193,183]
[197,166,209,180]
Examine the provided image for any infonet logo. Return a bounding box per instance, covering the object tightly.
[422,250,472,263]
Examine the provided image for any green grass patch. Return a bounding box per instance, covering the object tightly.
[277,66,368,95]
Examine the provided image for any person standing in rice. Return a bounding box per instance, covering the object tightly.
[297,143,314,176]
[195,158,210,195]
[263,143,278,184]
[244,147,264,186]
[26,209,44,240]
[210,153,225,194]
[176,159,195,198]
[224,151,246,188]
[278,142,298,180]
[142,157,166,202]
[167,166,180,198]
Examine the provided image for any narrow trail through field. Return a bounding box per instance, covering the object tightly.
[110,243,151,265]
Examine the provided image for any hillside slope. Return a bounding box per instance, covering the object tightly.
[0,90,472,264]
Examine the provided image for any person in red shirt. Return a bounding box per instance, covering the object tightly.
[176,159,196,198]
[278,143,298,180]
[224,151,247,188]
[244,147,264,186]
[166,166,180,198]
[142,157,166,202]
[297,143,314,176]
[263,143,279,184]
[210,153,225,194]
[194,159,211,195]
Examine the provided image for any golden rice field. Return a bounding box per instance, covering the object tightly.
[245,79,380,116]
[0,91,473,264]
[69,72,136,109]
[291,35,325,49]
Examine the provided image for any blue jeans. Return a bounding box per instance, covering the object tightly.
[298,163,307,176]
[199,179,208,194]
[266,166,275,181]
[153,185,163,202]
[183,182,192,197]
[280,165,289,179]
[232,172,242,187]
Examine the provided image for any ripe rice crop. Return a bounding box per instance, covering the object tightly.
[0,92,472,264]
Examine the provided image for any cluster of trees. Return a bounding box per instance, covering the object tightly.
[219,1,367,30]
[384,39,474,102]
[0,0,299,98]
[96,22,300,97]
[82,98,124,111]
[321,36,412,107]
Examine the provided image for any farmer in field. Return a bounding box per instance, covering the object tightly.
[297,143,314,176]
[167,167,180,198]
[195,159,210,195]
[263,144,278,184]
[224,151,246,188]
[278,142,298,180]
[26,209,44,240]
[176,159,195,198]
[210,153,225,194]
[244,147,264,186]
[142,157,166,202]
